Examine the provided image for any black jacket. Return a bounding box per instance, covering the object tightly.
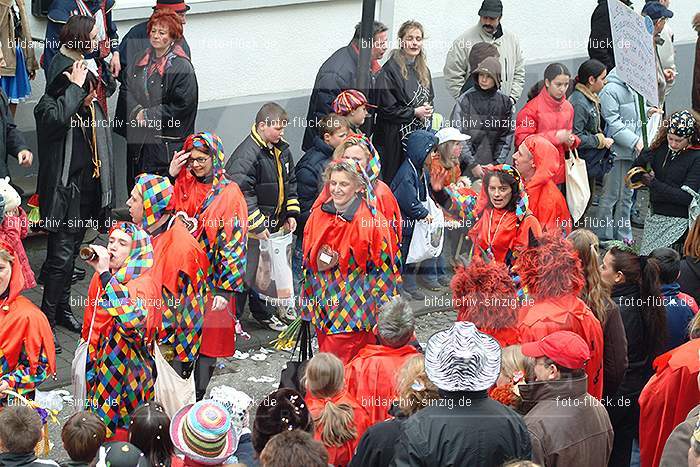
[226,128,299,235]
[295,135,334,234]
[612,283,655,397]
[34,51,115,233]
[350,405,406,467]
[633,144,700,218]
[374,53,434,184]
[302,44,375,151]
[0,452,59,467]
[679,257,700,304]
[450,84,513,167]
[588,0,616,71]
[119,47,198,176]
[0,89,29,179]
[390,391,531,467]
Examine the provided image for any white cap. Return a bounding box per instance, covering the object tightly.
[435,127,470,146]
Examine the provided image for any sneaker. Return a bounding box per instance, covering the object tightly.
[259,315,288,332]
[402,287,426,301]
[277,304,297,324]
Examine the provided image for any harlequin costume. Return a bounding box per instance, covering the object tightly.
[468,164,542,266]
[519,135,572,235]
[0,240,56,397]
[515,232,605,399]
[134,174,209,366]
[168,132,248,359]
[81,222,159,438]
[306,388,372,466]
[638,338,700,467]
[451,256,520,347]
[344,343,419,425]
[301,162,399,364]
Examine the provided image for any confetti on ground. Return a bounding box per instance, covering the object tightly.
[250,353,267,361]
[233,351,249,360]
[247,376,276,383]
[259,347,274,354]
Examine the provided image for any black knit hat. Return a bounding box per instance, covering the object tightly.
[251,389,313,454]
[478,0,502,18]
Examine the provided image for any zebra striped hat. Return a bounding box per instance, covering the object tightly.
[425,322,502,392]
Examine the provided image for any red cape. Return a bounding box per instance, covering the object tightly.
[344,344,419,424]
[306,388,371,466]
[639,339,700,467]
[518,294,604,399]
[0,253,56,376]
[168,170,210,219]
[469,207,542,263]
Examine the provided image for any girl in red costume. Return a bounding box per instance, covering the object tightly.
[301,159,398,363]
[0,240,55,399]
[168,131,248,400]
[451,256,520,347]
[515,232,604,399]
[468,164,542,267]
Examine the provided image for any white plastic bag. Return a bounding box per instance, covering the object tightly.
[153,344,196,419]
[71,341,89,409]
[406,195,445,264]
[565,149,591,224]
[255,230,294,306]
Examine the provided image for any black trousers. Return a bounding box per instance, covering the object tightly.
[40,228,88,328]
[607,392,640,467]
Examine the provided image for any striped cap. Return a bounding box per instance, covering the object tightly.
[170,400,238,465]
[332,89,376,115]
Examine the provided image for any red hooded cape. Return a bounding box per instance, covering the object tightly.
[521,135,572,235]
[0,241,56,378]
[514,87,581,184]
[516,233,604,398]
[344,344,419,425]
[638,339,700,467]
[306,388,372,467]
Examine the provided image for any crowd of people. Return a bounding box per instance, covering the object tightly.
[0,0,699,465]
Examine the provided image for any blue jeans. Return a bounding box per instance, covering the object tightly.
[596,159,633,241]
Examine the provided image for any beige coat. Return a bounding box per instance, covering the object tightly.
[443,22,525,102]
[0,0,37,77]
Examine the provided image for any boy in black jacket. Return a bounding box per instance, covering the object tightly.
[226,102,299,331]
[0,406,59,467]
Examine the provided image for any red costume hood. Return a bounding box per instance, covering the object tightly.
[522,135,561,190]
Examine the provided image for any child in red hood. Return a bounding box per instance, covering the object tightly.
[515,63,580,186]
[513,135,572,235]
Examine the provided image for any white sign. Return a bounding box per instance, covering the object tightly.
[607,0,659,106]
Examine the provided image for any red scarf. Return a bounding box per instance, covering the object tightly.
[137,43,189,77]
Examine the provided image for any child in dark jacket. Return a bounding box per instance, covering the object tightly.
[650,248,698,353]
[391,129,439,300]
[0,406,59,467]
[59,412,107,467]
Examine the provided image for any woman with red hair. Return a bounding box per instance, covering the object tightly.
[0,240,56,400]
[122,8,198,187]
[451,256,519,347]
[515,232,604,399]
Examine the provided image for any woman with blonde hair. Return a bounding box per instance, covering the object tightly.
[374,20,434,183]
[304,353,370,467]
[568,229,628,397]
[349,355,439,467]
[491,345,529,410]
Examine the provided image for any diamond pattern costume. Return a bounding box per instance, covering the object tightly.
[82,223,159,437]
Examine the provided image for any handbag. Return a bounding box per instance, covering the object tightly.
[406,168,445,264]
[153,344,196,419]
[565,149,591,224]
[578,146,614,179]
[278,320,313,397]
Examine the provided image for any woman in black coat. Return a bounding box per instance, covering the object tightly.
[374,20,434,185]
[631,110,700,254]
[121,8,198,189]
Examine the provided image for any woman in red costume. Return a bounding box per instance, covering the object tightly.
[468,164,542,267]
[638,315,700,467]
[301,159,398,364]
[451,256,520,347]
[81,222,160,440]
[168,131,248,399]
[0,240,56,399]
[515,232,604,399]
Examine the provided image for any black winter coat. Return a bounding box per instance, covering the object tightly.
[0,89,29,179]
[120,47,198,176]
[303,44,375,151]
[226,130,299,235]
[295,135,334,234]
[632,143,700,218]
[588,0,616,71]
[374,53,434,184]
[390,391,531,467]
[679,257,700,304]
[350,407,406,467]
[450,84,513,167]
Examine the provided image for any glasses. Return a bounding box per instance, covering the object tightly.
[189,156,211,166]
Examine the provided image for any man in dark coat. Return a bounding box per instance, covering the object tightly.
[34,55,114,352]
[302,20,388,151]
[0,89,32,180]
[588,0,633,71]
[391,322,531,467]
